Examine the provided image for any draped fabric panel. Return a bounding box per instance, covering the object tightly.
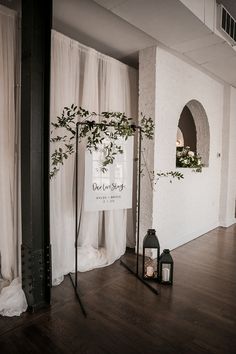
[0,5,17,283]
[0,5,27,317]
[50,31,138,285]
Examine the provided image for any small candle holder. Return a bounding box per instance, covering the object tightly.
[159,249,174,285]
[142,229,160,280]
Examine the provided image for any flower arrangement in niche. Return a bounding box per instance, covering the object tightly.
[176,146,203,172]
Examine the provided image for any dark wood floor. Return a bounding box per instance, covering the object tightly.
[0,225,236,354]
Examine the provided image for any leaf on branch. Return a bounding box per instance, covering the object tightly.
[50,105,156,178]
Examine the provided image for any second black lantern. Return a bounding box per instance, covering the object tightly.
[142,229,160,280]
[159,249,174,285]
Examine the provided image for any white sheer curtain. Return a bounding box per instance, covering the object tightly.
[0,5,27,317]
[50,30,138,285]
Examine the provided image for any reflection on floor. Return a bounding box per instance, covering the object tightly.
[0,225,236,354]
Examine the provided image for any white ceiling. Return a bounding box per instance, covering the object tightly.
[93,0,236,87]
[95,0,212,47]
[53,0,157,67]
[53,0,236,86]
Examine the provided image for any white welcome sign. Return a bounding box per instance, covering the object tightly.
[84,137,134,211]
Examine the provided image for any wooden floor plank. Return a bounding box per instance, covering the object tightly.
[0,225,236,353]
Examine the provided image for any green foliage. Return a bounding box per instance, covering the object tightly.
[140,149,184,189]
[50,104,185,186]
[151,171,184,185]
[50,105,154,178]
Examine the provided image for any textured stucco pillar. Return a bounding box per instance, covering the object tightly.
[138,47,157,252]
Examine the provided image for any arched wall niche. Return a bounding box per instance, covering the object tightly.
[177,99,210,167]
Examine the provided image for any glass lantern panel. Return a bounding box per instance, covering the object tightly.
[161,263,171,282]
[144,248,158,279]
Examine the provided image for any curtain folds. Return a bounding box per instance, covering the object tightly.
[0,5,17,282]
[0,5,27,317]
[50,30,138,285]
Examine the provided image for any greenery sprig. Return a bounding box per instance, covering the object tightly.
[50,104,184,186]
[50,104,154,178]
[140,149,184,189]
[152,171,184,184]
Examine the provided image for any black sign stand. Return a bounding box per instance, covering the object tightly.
[68,122,87,317]
[120,126,159,296]
[69,121,158,317]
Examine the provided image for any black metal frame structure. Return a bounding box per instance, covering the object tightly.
[69,121,158,317]
[119,127,159,296]
[68,122,87,317]
[21,0,52,311]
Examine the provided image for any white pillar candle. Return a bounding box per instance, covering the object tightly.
[146,266,154,277]
[162,267,170,282]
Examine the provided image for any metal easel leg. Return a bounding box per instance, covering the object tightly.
[120,127,159,295]
[69,123,87,317]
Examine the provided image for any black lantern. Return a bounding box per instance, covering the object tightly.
[142,229,160,280]
[159,249,173,285]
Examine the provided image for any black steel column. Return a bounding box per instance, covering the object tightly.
[21,0,52,310]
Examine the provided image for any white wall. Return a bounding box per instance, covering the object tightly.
[139,46,225,251]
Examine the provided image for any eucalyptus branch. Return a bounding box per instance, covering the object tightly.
[150,171,184,185]
[141,149,184,189]
[50,105,185,186]
[50,105,154,178]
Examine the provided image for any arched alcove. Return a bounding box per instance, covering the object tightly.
[176,100,210,167]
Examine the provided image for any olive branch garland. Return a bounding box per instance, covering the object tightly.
[50,104,184,184]
[141,149,183,190]
[50,104,153,178]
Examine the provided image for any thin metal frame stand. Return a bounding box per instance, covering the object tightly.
[69,121,158,317]
[120,127,159,295]
[69,121,124,316]
[69,122,87,317]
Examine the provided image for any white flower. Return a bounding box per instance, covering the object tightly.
[188,151,194,157]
